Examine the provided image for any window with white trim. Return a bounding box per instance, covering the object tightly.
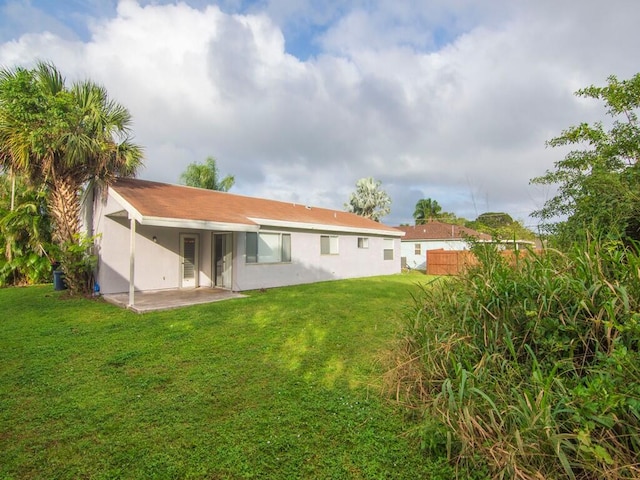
[415,243,421,255]
[246,232,291,263]
[383,238,394,260]
[321,235,339,255]
[357,237,369,249]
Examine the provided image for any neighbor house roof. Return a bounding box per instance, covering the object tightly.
[109,178,403,236]
[395,221,491,241]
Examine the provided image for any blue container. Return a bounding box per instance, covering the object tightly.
[53,270,67,291]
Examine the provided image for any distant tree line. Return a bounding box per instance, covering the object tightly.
[343,179,536,240]
[411,197,535,240]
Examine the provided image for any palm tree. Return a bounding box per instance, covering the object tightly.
[180,156,235,192]
[0,61,143,292]
[344,177,391,222]
[413,198,442,224]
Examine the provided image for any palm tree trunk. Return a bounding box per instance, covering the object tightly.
[49,176,81,246]
[10,169,15,211]
[48,175,93,295]
[6,168,15,262]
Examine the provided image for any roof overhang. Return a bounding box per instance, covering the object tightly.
[136,215,259,232]
[249,217,405,237]
[402,237,491,242]
[108,187,259,232]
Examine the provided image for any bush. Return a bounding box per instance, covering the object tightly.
[0,249,52,286]
[0,179,54,286]
[389,240,640,479]
[56,234,98,295]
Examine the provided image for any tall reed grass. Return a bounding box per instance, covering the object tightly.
[388,240,640,479]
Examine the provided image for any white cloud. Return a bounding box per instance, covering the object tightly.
[1,0,639,227]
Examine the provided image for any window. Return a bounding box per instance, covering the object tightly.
[414,243,421,255]
[246,232,291,263]
[357,237,369,249]
[281,234,291,262]
[321,235,339,255]
[383,238,394,260]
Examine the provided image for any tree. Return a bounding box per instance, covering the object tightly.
[531,73,640,245]
[0,173,53,286]
[0,61,143,293]
[438,211,462,224]
[180,156,234,192]
[475,212,514,229]
[413,198,443,224]
[469,212,535,241]
[344,177,391,222]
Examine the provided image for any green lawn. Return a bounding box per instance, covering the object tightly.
[0,274,454,479]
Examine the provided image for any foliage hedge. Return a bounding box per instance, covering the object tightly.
[391,240,640,479]
[0,179,53,286]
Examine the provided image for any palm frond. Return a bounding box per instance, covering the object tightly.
[34,61,65,95]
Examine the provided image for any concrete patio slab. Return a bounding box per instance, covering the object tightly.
[103,287,246,313]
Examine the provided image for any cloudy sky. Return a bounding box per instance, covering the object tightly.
[1,0,638,227]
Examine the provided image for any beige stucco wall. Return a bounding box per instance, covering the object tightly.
[232,228,401,291]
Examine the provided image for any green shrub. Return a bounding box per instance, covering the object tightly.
[0,250,52,286]
[0,180,54,286]
[56,233,98,295]
[390,240,640,479]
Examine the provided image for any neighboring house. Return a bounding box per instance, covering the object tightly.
[85,178,404,305]
[396,221,491,271]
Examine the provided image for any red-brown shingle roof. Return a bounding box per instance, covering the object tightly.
[111,178,401,234]
[395,221,491,241]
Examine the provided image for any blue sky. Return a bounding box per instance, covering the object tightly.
[4,1,470,59]
[1,0,639,227]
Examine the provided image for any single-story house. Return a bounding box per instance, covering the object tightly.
[395,221,491,270]
[84,178,404,306]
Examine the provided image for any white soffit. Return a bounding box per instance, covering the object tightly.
[248,217,405,237]
[137,215,258,232]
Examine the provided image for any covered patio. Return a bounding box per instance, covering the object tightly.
[103,287,246,313]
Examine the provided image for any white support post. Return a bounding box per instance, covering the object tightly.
[128,217,136,307]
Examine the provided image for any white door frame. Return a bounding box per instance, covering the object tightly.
[180,233,199,288]
[213,232,233,289]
